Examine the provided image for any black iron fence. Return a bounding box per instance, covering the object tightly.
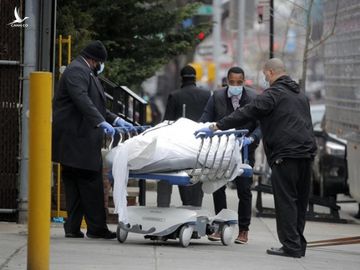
[0,0,22,220]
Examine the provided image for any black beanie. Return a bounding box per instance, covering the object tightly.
[81,40,108,62]
[180,65,196,79]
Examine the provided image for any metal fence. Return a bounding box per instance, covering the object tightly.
[323,0,360,143]
[0,0,22,219]
[323,0,360,202]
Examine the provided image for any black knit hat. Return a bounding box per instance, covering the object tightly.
[81,40,108,62]
[180,65,196,79]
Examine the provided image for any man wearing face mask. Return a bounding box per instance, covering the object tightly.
[195,59,317,258]
[199,66,261,244]
[52,40,134,240]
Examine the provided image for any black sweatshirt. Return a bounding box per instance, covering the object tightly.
[217,75,317,166]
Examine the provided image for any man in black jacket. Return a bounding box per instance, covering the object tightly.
[199,67,261,244]
[53,40,134,239]
[157,65,211,207]
[195,58,317,258]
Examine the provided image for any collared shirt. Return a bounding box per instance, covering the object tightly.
[227,89,242,110]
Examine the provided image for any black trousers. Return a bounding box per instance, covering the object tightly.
[271,158,311,255]
[157,180,203,207]
[212,176,253,231]
[61,165,109,235]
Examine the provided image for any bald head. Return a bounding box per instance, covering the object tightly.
[264,58,286,73]
[263,58,287,86]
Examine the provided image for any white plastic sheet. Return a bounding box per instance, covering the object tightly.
[111,118,243,223]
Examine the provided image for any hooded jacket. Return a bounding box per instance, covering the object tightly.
[217,75,317,166]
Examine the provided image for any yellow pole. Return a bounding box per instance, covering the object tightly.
[57,164,61,217]
[67,35,71,64]
[58,35,62,79]
[28,72,52,270]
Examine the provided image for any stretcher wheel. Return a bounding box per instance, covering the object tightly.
[117,223,128,243]
[179,225,193,248]
[221,224,234,246]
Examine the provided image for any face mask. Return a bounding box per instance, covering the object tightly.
[94,62,105,76]
[228,85,243,96]
[262,74,270,89]
[96,62,105,75]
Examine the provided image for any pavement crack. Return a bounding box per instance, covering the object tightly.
[0,243,26,270]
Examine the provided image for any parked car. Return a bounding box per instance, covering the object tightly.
[310,104,348,198]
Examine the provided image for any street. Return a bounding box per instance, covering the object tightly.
[1,189,359,270]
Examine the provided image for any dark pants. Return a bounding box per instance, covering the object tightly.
[271,158,311,255]
[212,176,253,231]
[157,180,203,207]
[61,165,109,235]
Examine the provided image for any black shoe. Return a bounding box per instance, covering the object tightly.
[86,230,116,239]
[65,231,84,238]
[266,247,302,258]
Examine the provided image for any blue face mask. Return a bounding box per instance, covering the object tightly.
[228,85,243,96]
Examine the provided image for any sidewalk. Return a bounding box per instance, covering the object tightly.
[1,188,359,270]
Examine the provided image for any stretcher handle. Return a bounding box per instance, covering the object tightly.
[109,135,114,150]
[200,129,248,138]
[114,125,151,135]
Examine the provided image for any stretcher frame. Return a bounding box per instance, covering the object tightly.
[113,126,253,247]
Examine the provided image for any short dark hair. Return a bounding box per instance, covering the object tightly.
[227,66,245,78]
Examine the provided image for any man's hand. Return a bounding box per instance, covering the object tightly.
[115,118,135,132]
[99,121,115,136]
[243,136,254,146]
[194,127,214,138]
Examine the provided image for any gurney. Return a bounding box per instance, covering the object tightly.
[108,119,253,247]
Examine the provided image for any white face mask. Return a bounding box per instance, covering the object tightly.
[97,63,105,74]
[262,74,270,89]
[228,85,243,96]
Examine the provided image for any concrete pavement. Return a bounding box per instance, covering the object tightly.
[1,188,360,270]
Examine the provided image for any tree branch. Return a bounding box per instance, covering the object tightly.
[306,0,339,54]
[281,8,296,58]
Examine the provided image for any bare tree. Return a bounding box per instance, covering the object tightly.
[282,0,339,91]
[301,0,339,91]
[280,7,296,59]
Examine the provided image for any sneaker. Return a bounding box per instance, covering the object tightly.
[207,232,221,241]
[234,230,248,244]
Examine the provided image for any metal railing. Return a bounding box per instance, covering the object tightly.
[99,77,148,206]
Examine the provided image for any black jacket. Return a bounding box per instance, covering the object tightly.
[217,75,317,167]
[163,82,211,121]
[199,86,262,166]
[52,56,117,171]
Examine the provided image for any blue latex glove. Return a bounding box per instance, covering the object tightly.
[194,127,214,138]
[99,121,115,136]
[107,170,114,185]
[115,118,135,132]
[243,137,254,146]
